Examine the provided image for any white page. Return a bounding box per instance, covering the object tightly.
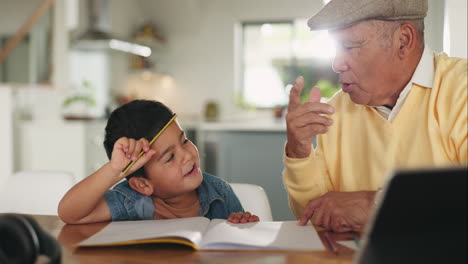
[337,240,359,251]
[79,217,210,247]
[200,219,325,251]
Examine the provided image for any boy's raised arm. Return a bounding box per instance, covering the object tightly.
[58,137,155,224]
[57,163,120,224]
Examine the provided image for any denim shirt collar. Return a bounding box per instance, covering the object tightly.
[197,172,225,216]
[108,172,230,220]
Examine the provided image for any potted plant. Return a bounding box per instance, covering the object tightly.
[62,80,96,120]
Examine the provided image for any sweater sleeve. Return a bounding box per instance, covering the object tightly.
[449,79,467,163]
[452,61,467,163]
[438,57,468,164]
[282,142,332,219]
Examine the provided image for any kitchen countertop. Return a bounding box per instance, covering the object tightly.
[178,118,287,132]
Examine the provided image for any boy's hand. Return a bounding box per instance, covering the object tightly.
[227,212,260,223]
[110,137,156,177]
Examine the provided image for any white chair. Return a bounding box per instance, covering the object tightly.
[0,171,76,215]
[230,183,273,221]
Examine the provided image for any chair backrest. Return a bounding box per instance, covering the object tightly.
[230,183,273,221]
[0,171,76,215]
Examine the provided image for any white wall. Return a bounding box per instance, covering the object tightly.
[426,0,445,52]
[444,0,467,58]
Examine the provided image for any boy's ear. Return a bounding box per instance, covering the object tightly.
[128,177,154,196]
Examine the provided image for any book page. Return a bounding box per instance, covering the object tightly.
[337,240,359,251]
[200,220,325,251]
[78,217,210,248]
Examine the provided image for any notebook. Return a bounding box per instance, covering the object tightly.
[77,217,326,251]
[355,167,467,264]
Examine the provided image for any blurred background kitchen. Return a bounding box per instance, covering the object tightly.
[0,0,466,220]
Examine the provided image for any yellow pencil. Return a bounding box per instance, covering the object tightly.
[121,114,177,176]
[324,231,338,255]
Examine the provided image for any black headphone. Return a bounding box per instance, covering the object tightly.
[0,214,61,264]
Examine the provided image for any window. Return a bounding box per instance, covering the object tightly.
[239,19,339,109]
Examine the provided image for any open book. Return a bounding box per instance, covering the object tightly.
[78,217,326,251]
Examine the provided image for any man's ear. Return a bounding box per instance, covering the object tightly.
[128,177,154,196]
[397,23,417,59]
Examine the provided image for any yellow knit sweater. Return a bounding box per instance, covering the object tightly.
[283,53,468,218]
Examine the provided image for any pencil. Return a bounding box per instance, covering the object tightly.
[120,114,177,176]
[324,232,338,255]
[354,235,360,248]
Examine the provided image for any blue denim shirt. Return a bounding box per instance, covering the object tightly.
[104,172,244,221]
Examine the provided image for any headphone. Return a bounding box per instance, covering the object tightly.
[0,214,61,264]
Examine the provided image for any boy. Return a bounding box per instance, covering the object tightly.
[58,100,259,224]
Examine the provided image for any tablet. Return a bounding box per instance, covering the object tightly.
[355,167,467,264]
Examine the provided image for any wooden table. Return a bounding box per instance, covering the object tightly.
[31,215,357,264]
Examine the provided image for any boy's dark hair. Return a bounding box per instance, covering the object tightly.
[103,100,174,179]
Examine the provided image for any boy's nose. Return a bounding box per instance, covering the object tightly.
[181,147,195,164]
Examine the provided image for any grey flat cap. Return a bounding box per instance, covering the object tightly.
[308,0,428,30]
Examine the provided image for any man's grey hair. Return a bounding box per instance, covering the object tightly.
[371,19,425,49]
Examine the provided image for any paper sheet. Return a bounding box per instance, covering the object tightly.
[201,220,325,251]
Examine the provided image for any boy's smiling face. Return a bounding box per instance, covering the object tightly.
[142,120,203,199]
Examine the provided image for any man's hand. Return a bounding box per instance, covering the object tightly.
[227,212,260,223]
[298,191,376,233]
[285,76,335,158]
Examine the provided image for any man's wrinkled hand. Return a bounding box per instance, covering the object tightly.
[285,76,335,158]
[298,191,376,232]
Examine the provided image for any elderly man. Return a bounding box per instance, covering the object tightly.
[283,0,467,232]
